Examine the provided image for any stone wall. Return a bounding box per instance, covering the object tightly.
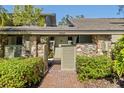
[76,43,97,56]
[76,35,112,56]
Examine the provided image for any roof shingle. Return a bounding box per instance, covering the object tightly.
[69,18,124,30]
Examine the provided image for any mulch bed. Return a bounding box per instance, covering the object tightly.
[78,79,120,88]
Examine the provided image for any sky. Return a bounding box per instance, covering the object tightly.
[3,5,123,23]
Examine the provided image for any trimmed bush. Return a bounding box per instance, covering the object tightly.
[76,55,112,81]
[0,57,44,88]
[112,36,124,78]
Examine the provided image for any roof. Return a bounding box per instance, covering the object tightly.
[0,26,78,31]
[1,18,124,35]
[40,13,56,16]
[69,18,124,30]
[8,13,56,16]
[1,18,124,31]
[0,26,124,35]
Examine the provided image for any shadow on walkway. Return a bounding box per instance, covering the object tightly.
[37,59,61,88]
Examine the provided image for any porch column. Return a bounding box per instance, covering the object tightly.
[96,35,111,56]
[0,35,8,57]
[37,36,49,57]
[22,36,30,57]
[30,36,37,57]
[73,36,77,44]
[0,35,3,57]
[37,36,49,72]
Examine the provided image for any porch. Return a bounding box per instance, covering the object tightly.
[0,34,112,58]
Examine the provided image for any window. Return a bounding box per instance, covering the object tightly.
[50,37,54,40]
[37,36,41,44]
[76,36,79,43]
[76,35,93,43]
[7,35,22,45]
[68,37,72,41]
[16,36,22,45]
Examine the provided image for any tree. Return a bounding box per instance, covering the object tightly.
[58,14,84,26]
[75,15,84,18]
[117,5,124,16]
[13,5,45,26]
[0,6,10,26]
[58,15,73,26]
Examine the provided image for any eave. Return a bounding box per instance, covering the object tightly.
[0,26,124,35]
[0,30,124,35]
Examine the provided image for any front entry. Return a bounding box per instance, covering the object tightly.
[54,36,68,47]
[49,36,76,70]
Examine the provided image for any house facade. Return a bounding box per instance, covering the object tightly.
[0,16,124,59]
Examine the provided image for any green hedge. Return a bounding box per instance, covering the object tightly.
[0,57,44,88]
[76,55,112,81]
[112,36,124,78]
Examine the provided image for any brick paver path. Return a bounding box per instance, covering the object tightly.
[39,63,118,88]
[39,64,83,88]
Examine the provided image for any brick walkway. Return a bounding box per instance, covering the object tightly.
[39,62,118,88]
[39,63,83,88]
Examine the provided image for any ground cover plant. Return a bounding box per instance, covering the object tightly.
[0,57,44,88]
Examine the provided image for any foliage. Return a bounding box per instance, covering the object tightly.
[48,49,54,58]
[0,57,44,88]
[76,55,112,81]
[12,5,45,26]
[112,36,124,78]
[117,5,124,15]
[0,6,10,26]
[58,14,84,26]
[58,15,73,26]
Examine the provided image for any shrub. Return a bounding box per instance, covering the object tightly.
[112,36,124,78]
[48,49,54,58]
[76,55,112,81]
[0,57,44,88]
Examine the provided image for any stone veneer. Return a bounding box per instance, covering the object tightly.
[96,35,111,56]
[38,44,48,71]
[76,43,97,56]
[22,36,30,57]
[76,35,112,56]
[30,36,37,57]
[0,35,2,57]
[22,35,49,57]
